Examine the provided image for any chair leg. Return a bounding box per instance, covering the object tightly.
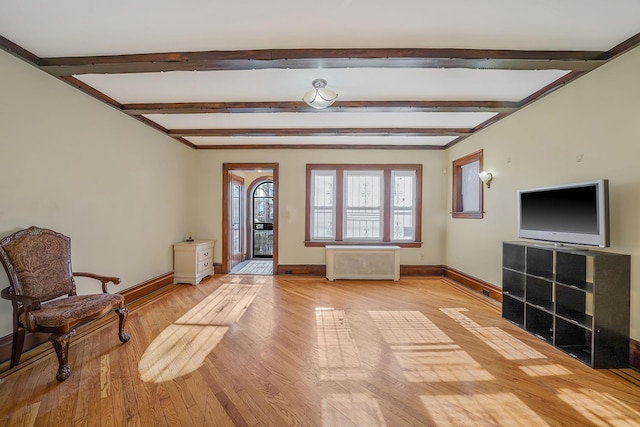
[116,307,130,343]
[49,329,76,382]
[10,327,25,368]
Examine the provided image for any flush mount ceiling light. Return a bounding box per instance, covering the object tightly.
[303,79,338,109]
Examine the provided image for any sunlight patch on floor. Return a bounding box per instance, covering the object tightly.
[322,394,387,427]
[316,308,368,380]
[519,364,572,377]
[421,392,550,426]
[139,283,262,382]
[395,349,494,382]
[370,310,493,383]
[441,308,546,360]
[369,310,453,345]
[139,324,229,383]
[100,355,110,398]
[557,388,640,426]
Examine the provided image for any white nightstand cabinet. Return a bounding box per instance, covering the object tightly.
[173,240,214,285]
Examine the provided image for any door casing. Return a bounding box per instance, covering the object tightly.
[222,163,279,274]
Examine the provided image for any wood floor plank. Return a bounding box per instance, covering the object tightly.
[1,275,640,426]
[76,340,102,424]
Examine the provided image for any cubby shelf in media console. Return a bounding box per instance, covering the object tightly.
[502,242,630,369]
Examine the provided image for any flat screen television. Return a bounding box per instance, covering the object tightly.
[517,179,610,247]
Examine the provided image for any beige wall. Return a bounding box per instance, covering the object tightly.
[2,40,639,346]
[192,149,447,267]
[0,50,196,337]
[445,45,640,340]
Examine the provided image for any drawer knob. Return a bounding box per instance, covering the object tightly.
[204,262,209,267]
[203,252,209,257]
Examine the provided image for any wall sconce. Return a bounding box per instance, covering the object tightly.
[479,171,493,188]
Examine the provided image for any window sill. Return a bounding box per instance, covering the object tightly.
[452,211,483,219]
[304,241,422,248]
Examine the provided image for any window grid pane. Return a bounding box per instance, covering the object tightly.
[253,182,274,223]
[344,171,383,240]
[311,171,336,240]
[392,171,416,241]
[461,160,480,212]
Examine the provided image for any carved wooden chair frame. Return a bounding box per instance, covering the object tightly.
[0,226,130,381]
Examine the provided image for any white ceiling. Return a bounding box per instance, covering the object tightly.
[2,1,640,54]
[1,1,639,149]
[75,69,571,103]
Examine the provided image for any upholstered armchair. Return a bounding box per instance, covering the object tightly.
[0,226,130,381]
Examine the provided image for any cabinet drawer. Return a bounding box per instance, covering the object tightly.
[197,245,213,261]
[197,259,212,273]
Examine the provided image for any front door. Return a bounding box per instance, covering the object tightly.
[252,181,274,258]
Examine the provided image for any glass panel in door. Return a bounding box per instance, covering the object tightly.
[230,174,244,270]
[253,182,273,258]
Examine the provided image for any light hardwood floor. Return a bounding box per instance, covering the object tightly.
[1,274,639,426]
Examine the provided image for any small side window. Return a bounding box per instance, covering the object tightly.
[452,150,483,219]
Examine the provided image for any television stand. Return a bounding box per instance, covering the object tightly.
[502,241,630,368]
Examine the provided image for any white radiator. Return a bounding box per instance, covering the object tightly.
[325,245,400,281]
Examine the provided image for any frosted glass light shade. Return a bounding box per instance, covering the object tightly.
[478,171,493,187]
[303,79,338,109]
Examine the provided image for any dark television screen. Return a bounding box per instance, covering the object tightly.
[520,186,598,234]
[517,179,609,247]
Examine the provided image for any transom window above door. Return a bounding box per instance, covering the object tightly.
[305,164,422,247]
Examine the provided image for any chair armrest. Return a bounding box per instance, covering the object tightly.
[1,287,38,305]
[1,287,40,329]
[73,272,121,293]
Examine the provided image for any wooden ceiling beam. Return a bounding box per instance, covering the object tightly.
[519,70,584,105]
[123,100,520,115]
[168,127,471,137]
[4,34,637,150]
[194,143,448,150]
[39,48,607,75]
[0,35,43,67]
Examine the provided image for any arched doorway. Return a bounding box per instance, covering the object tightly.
[251,180,274,258]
